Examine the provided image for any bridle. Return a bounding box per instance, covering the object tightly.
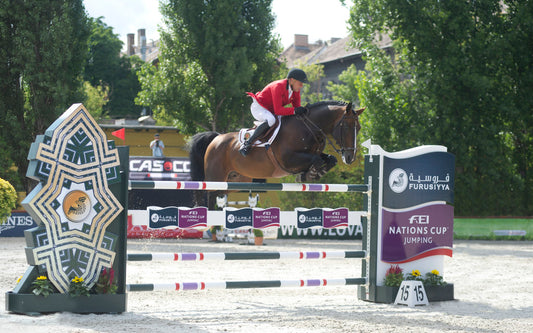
[336,110,360,155]
[299,107,359,156]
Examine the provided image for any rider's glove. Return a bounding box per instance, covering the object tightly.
[294,106,308,116]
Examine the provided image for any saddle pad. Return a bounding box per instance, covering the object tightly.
[238,116,282,147]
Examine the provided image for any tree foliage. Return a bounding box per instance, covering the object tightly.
[82,81,109,120]
[136,0,282,134]
[341,0,533,216]
[84,17,143,118]
[0,177,17,222]
[0,0,89,192]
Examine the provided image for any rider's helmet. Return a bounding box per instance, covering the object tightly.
[287,68,309,83]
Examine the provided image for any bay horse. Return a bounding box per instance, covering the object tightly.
[188,101,365,208]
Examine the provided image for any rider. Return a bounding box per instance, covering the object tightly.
[239,68,309,156]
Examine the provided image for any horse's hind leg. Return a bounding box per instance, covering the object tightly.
[207,191,226,210]
[193,190,207,207]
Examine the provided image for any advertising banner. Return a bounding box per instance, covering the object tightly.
[225,207,253,229]
[129,156,191,181]
[0,211,37,237]
[253,207,281,229]
[369,142,455,287]
[296,208,349,229]
[148,206,207,229]
[381,204,454,263]
[383,152,455,209]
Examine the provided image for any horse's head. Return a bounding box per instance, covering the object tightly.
[331,102,365,164]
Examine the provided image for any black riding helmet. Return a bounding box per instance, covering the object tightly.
[287,68,309,83]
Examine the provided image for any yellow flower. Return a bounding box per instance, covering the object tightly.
[411,269,421,277]
[37,276,48,280]
[72,276,84,283]
[431,269,440,275]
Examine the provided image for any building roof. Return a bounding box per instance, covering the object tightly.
[280,34,393,67]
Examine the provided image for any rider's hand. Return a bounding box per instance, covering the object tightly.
[294,106,308,116]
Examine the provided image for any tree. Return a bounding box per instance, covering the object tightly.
[82,81,109,120]
[136,0,282,134]
[85,17,143,118]
[344,0,533,216]
[0,0,89,192]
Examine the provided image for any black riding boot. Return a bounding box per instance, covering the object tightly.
[239,122,270,156]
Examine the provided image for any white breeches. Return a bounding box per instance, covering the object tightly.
[250,99,276,127]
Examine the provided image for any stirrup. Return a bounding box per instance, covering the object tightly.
[239,143,251,156]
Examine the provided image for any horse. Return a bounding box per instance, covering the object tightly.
[188,101,365,208]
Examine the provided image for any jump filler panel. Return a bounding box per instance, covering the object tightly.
[6,104,127,314]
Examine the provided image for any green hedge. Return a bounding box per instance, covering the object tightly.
[454,218,533,240]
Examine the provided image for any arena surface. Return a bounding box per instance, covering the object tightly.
[1,238,532,332]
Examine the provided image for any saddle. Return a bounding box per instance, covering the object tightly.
[237,116,282,148]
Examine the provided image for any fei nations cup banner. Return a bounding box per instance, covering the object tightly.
[381,152,455,264]
[364,141,455,285]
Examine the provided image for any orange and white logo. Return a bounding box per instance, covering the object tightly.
[63,190,91,222]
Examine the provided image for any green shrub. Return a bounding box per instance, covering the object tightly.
[0,177,17,224]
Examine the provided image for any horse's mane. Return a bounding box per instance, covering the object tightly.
[308,100,347,109]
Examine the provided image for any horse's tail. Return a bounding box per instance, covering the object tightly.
[188,131,220,181]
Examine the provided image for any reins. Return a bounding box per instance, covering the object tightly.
[298,109,358,155]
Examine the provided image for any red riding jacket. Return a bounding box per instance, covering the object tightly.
[247,79,301,116]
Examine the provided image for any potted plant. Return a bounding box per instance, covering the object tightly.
[421,269,454,302]
[7,268,126,314]
[253,228,264,245]
[379,265,403,301]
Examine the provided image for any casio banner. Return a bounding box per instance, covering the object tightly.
[129,157,191,180]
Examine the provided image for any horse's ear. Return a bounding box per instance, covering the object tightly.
[355,107,366,116]
[346,102,352,113]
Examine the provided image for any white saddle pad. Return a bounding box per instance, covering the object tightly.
[238,117,282,147]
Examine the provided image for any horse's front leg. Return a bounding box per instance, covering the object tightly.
[320,153,337,173]
[290,154,326,182]
[297,154,338,182]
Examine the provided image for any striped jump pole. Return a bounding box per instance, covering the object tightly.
[127,277,367,292]
[127,250,367,262]
[129,180,369,193]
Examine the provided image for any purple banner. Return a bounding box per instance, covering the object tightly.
[381,204,453,263]
[178,207,207,229]
[323,208,349,228]
[253,207,280,228]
